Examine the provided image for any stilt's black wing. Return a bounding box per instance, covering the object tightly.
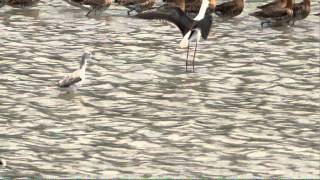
[197,12,212,40]
[135,6,193,36]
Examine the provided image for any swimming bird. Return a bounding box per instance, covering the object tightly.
[250,0,293,27]
[214,0,244,18]
[82,0,112,16]
[135,0,212,71]
[291,0,310,22]
[256,0,287,10]
[115,0,155,15]
[58,51,92,93]
[2,0,40,8]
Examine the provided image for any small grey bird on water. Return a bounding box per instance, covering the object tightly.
[58,51,92,93]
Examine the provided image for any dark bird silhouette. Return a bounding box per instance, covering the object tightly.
[135,0,213,71]
[115,0,155,15]
[250,0,293,27]
[214,0,244,18]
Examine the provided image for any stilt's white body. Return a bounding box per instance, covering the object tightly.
[179,0,209,48]
[179,29,201,48]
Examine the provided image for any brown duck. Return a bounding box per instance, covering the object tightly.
[257,0,287,10]
[115,0,155,15]
[250,0,293,27]
[292,0,311,21]
[163,0,216,13]
[214,0,244,18]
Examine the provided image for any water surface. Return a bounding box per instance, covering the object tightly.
[0,0,319,178]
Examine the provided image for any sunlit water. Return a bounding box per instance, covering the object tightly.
[0,0,319,178]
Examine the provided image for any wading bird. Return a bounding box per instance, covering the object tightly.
[250,0,293,27]
[115,0,155,15]
[58,51,92,93]
[214,0,244,18]
[136,0,213,71]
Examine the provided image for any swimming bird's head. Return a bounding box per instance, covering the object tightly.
[80,51,92,69]
[82,51,92,59]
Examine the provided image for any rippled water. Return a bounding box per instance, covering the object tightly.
[0,0,319,178]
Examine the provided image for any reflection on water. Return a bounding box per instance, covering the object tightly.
[0,0,319,178]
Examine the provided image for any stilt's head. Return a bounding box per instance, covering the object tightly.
[80,51,92,69]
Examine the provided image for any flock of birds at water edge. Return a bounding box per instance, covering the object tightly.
[0,0,318,93]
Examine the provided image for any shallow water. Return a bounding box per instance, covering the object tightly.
[0,0,319,178]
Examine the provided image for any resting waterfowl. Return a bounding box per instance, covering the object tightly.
[82,0,112,16]
[58,51,92,93]
[163,0,216,13]
[3,0,40,8]
[291,0,311,21]
[136,0,212,71]
[115,0,155,15]
[257,0,287,10]
[250,0,293,27]
[214,0,244,18]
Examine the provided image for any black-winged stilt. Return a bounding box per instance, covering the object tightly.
[58,51,92,93]
[136,0,213,71]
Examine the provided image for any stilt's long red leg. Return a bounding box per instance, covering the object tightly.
[186,43,189,71]
[193,41,198,72]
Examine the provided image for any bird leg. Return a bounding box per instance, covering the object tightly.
[127,9,133,15]
[186,43,190,71]
[86,8,93,16]
[192,41,198,72]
